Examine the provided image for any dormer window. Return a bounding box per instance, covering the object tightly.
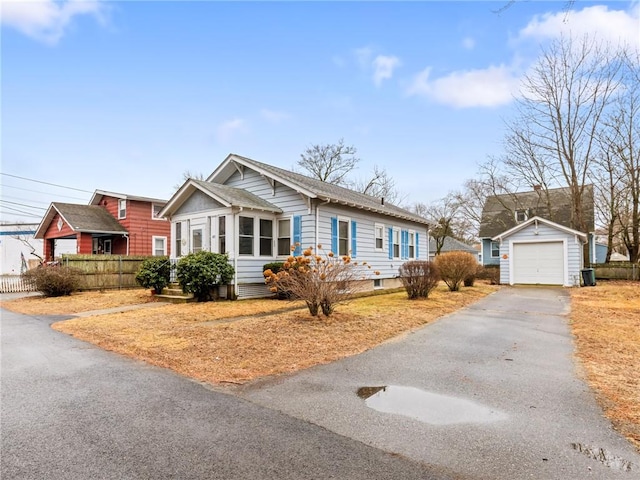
[515,209,528,223]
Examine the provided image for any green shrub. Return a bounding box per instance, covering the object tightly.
[434,252,478,292]
[22,265,81,297]
[398,260,440,299]
[176,251,235,302]
[263,262,285,275]
[135,256,171,294]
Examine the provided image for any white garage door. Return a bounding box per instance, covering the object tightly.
[513,242,564,285]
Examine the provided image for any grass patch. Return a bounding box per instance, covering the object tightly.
[0,289,158,315]
[570,280,640,451]
[52,283,498,385]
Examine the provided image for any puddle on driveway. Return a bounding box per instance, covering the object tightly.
[357,385,507,425]
[571,443,637,472]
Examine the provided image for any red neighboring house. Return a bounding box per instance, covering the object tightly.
[35,190,171,262]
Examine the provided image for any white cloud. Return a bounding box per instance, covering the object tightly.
[1,0,108,45]
[260,109,290,123]
[372,55,401,87]
[518,5,640,47]
[216,118,246,143]
[462,36,476,50]
[406,65,520,108]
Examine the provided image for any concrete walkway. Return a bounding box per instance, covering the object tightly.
[235,287,640,480]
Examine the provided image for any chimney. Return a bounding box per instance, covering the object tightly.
[381,197,385,206]
[533,185,542,192]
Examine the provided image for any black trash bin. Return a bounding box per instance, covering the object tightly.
[581,268,596,287]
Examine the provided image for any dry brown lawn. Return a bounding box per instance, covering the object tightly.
[570,281,640,451]
[51,284,498,385]
[0,289,158,315]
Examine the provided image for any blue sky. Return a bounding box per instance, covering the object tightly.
[1,0,639,223]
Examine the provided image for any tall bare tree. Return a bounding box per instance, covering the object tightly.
[504,35,623,262]
[349,165,403,205]
[298,139,360,185]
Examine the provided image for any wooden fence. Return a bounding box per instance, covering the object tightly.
[591,262,639,281]
[61,255,150,290]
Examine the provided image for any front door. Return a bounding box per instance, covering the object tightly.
[190,225,203,254]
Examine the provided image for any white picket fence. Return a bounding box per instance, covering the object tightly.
[0,275,35,293]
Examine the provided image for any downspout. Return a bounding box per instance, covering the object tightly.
[123,234,129,255]
[315,198,331,249]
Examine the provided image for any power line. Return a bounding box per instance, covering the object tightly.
[0,172,93,194]
[1,195,51,206]
[0,205,42,218]
[0,200,47,210]
[0,183,88,201]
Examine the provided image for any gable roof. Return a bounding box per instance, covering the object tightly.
[429,236,477,255]
[478,185,594,238]
[491,216,587,242]
[207,154,429,225]
[89,189,167,206]
[34,203,128,239]
[159,179,282,217]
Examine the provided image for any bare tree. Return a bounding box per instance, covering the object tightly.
[349,165,403,205]
[412,196,461,254]
[173,170,205,190]
[504,35,623,263]
[298,139,360,186]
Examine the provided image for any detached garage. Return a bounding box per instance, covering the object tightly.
[494,217,587,287]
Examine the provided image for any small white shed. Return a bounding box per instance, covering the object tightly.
[493,217,587,287]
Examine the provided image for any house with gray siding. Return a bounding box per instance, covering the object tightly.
[478,185,595,286]
[160,154,430,298]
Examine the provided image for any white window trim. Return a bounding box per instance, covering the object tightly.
[515,209,528,222]
[408,230,416,259]
[393,227,401,259]
[337,216,351,257]
[237,214,276,258]
[491,240,500,258]
[151,203,166,221]
[152,236,167,256]
[277,217,293,257]
[374,223,384,251]
[118,199,127,219]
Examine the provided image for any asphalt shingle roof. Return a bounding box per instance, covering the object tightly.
[429,236,477,254]
[191,180,282,213]
[478,185,594,238]
[228,154,429,225]
[52,203,128,233]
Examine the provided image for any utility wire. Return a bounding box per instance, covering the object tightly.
[0,172,93,194]
[0,183,88,201]
[0,200,47,210]
[0,205,42,217]
[1,195,51,206]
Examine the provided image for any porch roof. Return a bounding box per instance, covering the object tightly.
[34,203,128,239]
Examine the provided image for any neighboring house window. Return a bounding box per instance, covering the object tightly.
[152,203,164,220]
[374,224,384,250]
[192,229,203,253]
[408,231,415,259]
[218,216,226,254]
[491,241,500,258]
[260,219,273,256]
[515,209,528,222]
[277,219,291,255]
[175,222,182,257]
[239,216,254,255]
[103,239,112,255]
[338,218,349,256]
[153,236,167,256]
[373,278,382,288]
[118,199,126,219]
[393,229,400,259]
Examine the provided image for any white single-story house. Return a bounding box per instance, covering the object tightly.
[160,154,431,298]
[478,185,595,287]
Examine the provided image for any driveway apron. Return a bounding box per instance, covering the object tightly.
[237,287,640,480]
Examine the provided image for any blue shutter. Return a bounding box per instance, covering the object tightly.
[415,232,420,259]
[388,227,393,259]
[401,230,406,259]
[293,215,302,256]
[351,221,357,258]
[331,217,338,254]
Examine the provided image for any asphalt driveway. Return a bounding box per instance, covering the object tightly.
[0,308,453,480]
[236,287,640,479]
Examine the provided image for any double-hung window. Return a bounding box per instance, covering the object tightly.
[153,236,167,256]
[393,229,400,259]
[491,241,500,258]
[277,219,291,255]
[175,222,182,257]
[118,199,126,219]
[374,224,384,250]
[408,231,415,258]
[338,219,349,256]
[218,216,226,254]
[260,219,273,256]
[239,216,254,255]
